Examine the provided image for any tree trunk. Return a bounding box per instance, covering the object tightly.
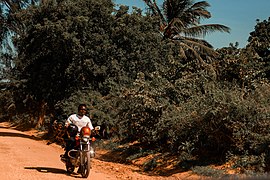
[35,100,47,129]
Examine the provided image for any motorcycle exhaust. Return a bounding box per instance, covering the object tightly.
[68,149,80,164]
[68,149,78,158]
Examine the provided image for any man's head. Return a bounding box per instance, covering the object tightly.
[78,104,87,116]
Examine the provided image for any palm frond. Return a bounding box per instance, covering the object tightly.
[184,36,213,48]
[179,40,217,79]
[191,8,211,20]
[144,0,166,23]
[179,41,207,65]
[164,0,189,22]
[182,38,218,56]
[190,1,210,9]
[181,1,211,25]
[178,43,188,59]
[182,24,230,37]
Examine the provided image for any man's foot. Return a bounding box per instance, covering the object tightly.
[60,154,67,162]
[77,166,82,173]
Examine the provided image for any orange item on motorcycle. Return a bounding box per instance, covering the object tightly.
[80,126,91,137]
[75,135,80,146]
[91,137,96,142]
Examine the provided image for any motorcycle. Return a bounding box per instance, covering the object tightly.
[60,123,100,178]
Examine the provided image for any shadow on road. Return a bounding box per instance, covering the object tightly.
[0,121,35,131]
[0,123,43,140]
[0,131,42,140]
[25,166,83,178]
[24,166,66,174]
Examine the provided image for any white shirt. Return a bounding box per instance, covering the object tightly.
[66,114,94,132]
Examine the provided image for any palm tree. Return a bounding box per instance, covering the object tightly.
[0,0,39,39]
[144,0,230,67]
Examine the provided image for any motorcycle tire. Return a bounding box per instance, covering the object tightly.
[81,152,91,178]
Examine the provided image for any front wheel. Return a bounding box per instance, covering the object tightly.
[80,152,91,178]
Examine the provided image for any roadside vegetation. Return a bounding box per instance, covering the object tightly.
[1,0,270,178]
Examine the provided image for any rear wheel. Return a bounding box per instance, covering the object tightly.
[81,152,91,178]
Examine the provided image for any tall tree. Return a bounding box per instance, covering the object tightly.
[0,0,37,78]
[143,0,230,66]
[15,0,115,128]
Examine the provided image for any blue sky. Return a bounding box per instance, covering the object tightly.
[114,0,270,49]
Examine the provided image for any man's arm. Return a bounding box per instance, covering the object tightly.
[65,116,72,127]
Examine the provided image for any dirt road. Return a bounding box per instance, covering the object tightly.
[0,122,199,180]
[0,122,121,180]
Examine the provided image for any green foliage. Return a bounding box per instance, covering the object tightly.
[248,18,270,58]
[115,63,270,172]
[15,0,115,107]
[143,158,158,171]
[246,17,270,81]
[0,88,14,120]
[191,166,226,178]
[226,151,266,174]
[116,72,170,143]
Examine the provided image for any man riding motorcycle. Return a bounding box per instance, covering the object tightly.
[61,104,95,162]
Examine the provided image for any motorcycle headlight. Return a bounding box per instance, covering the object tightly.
[82,136,89,142]
[80,127,91,137]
